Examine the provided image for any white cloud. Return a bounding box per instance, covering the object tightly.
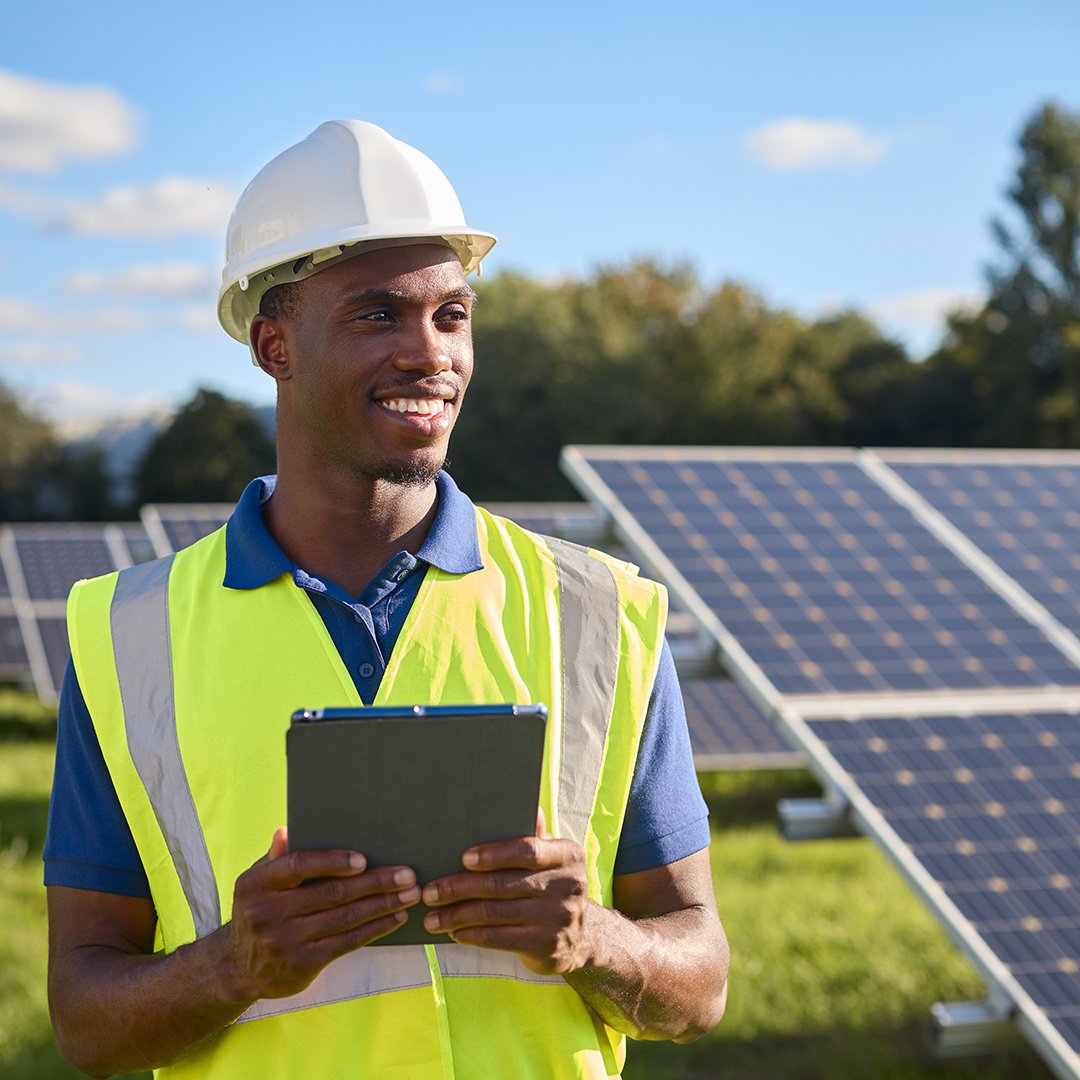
[0,68,139,173]
[424,71,461,94]
[65,261,219,299]
[742,118,889,170]
[37,379,170,426]
[175,305,220,334]
[0,297,150,335]
[0,181,47,215]
[48,176,234,237]
[0,341,80,366]
[866,287,982,329]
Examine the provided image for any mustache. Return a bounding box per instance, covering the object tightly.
[375,378,460,398]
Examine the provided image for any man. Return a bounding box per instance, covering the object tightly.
[45,120,728,1078]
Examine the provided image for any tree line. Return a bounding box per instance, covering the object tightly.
[2,101,1078,519]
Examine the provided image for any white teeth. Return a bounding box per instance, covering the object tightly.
[382,398,446,415]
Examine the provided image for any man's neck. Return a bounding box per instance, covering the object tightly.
[263,464,439,598]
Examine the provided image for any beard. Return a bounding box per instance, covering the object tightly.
[370,457,445,487]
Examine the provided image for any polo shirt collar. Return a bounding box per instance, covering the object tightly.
[223,471,483,591]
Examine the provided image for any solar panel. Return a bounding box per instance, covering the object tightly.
[1,522,163,702]
[141,504,233,555]
[877,452,1080,647]
[0,613,28,677]
[35,615,70,701]
[682,677,803,769]
[12,525,117,601]
[117,522,158,566]
[806,710,1080,1066]
[563,448,1080,697]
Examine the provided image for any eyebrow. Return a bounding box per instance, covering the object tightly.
[343,285,479,307]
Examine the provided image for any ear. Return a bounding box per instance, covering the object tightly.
[250,314,293,381]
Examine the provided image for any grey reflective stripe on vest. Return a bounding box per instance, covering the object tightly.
[109,535,620,1018]
[543,536,621,847]
[238,946,436,1023]
[111,556,222,938]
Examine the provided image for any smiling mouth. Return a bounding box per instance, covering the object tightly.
[378,397,449,417]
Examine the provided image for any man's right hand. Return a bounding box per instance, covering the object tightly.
[223,827,421,1002]
[47,830,420,1076]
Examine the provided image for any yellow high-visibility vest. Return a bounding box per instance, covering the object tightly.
[67,507,667,1079]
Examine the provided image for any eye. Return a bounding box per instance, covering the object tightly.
[436,303,471,325]
[356,307,396,324]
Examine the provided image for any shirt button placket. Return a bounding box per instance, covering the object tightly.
[358,662,375,678]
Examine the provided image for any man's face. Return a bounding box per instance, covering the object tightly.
[273,244,475,485]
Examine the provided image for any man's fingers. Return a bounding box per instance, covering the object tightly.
[459,835,578,874]
[298,884,422,941]
[283,866,420,918]
[423,898,537,934]
[250,847,372,889]
[422,869,538,907]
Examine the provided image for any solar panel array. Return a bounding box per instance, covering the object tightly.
[570,453,1080,697]
[563,446,1080,1079]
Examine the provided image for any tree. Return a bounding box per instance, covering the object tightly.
[134,388,275,504]
[451,261,912,500]
[0,382,62,520]
[917,102,1080,447]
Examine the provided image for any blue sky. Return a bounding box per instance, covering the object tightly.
[2,1,1078,429]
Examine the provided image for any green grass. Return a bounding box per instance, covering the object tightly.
[0,741,147,1079]
[0,741,1055,1078]
[0,689,56,742]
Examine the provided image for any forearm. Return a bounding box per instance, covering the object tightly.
[565,901,729,1043]
[50,926,252,1078]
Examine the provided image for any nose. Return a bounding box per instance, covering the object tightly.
[391,319,455,375]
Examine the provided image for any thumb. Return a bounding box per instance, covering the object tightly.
[267,826,289,861]
[536,807,553,839]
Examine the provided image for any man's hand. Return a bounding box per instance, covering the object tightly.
[48,829,422,1076]
[418,814,728,1044]
[420,811,593,975]
[223,827,422,1001]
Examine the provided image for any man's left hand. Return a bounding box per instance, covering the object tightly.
[421,813,592,975]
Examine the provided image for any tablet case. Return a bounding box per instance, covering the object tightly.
[287,705,547,946]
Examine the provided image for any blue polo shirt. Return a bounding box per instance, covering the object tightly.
[44,473,709,896]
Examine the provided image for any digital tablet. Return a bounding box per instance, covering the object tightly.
[286,703,547,946]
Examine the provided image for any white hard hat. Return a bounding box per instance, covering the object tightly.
[217,120,497,346]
